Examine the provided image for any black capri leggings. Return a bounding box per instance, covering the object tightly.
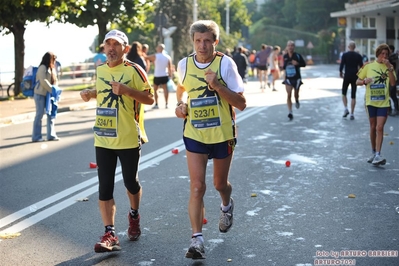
[96,147,141,201]
[342,77,357,99]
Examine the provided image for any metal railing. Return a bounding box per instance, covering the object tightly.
[61,62,95,79]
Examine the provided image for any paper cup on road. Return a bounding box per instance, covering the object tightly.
[89,162,97,168]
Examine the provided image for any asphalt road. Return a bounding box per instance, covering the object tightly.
[0,64,398,266]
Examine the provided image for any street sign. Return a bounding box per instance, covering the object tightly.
[295,39,305,47]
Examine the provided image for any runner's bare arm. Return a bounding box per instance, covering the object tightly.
[80,89,97,102]
[204,69,246,111]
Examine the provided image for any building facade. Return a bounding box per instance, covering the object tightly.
[331,0,399,61]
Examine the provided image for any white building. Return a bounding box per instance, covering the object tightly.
[331,0,399,61]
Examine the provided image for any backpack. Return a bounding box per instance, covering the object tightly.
[249,53,255,64]
[21,66,38,97]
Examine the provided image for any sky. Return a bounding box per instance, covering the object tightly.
[0,22,98,83]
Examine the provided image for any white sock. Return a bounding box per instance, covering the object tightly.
[221,201,231,212]
[192,233,204,242]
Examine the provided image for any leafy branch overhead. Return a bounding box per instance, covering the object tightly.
[54,0,156,49]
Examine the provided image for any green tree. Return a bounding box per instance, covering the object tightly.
[56,0,156,50]
[151,0,252,63]
[244,0,258,23]
[213,0,252,52]
[259,0,289,28]
[296,0,347,32]
[217,0,251,35]
[0,0,63,96]
[154,0,193,64]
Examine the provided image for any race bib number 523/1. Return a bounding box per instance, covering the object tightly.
[93,107,118,137]
[189,96,221,129]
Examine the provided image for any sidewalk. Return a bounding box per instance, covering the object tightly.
[0,77,96,125]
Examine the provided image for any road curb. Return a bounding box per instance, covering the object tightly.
[0,102,96,126]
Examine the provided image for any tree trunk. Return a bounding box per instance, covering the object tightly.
[11,22,26,96]
[97,21,107,47]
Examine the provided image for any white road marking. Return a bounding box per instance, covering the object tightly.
[0,107,267,234]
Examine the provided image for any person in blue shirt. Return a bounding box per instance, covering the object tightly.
[55,59,62,79]
[92,44,107,79]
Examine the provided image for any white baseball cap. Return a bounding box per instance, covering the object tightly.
[103,30,128,45]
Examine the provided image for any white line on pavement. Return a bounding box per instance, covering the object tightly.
[0,106,268,234]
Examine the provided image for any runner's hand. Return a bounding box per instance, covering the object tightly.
[110,81,125,95]
[175,104,187,119]
[80,89,91,102]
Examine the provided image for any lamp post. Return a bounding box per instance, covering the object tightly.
[226,0,230,35]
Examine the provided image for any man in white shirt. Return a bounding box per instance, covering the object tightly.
[146,44,172,109]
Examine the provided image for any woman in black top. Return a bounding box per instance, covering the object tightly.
[126,41,147,71]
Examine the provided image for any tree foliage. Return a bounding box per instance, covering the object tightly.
[1,0,354,93]
[0,0,63,95]
[254,0,348,63]
[55,0,156,50]
[151,0,252,63]
[152,0,193,64]
[260,0,347,33]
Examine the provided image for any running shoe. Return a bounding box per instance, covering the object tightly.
[185,237,206,259]
[367,154,376,163]
[295,101,300,109]
[288,113,293,120]
[128,213,141,241]
[343,110,349,117]
[350,115,355,120]
[372,155,386,166]
[219,198,234,233]
[94,232,121,253]
[152,104,159,109]
[272,88,277,91]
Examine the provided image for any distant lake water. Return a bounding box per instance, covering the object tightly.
[0,21,97,84]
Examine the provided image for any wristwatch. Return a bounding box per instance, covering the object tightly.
[176,101,184,107]
[388,67,394,72]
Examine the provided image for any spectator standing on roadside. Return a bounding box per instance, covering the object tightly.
[268,45,281,91]
[146,44,173,109]
[339,41,364,120]
[248,50,257,77]
[282,40,306,120]
[93,44,107,68]
[80,29,154,253]
[55,59,62,79]
[32,52,60,142]
[255,44,272,91]
[142,43,151,73]
[175,20,246,260]
[126,41,147,71]
[233,46,249,83]
[224,48,233,57]
[92,44,107,80]
[356,43,396,166]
